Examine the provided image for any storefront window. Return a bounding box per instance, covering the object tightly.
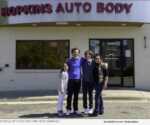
[16,40,69,69]
[89,39,134,87]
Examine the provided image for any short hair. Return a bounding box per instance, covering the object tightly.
[84,50,94,58]
[71,48,80,54]
[95,54,103,60]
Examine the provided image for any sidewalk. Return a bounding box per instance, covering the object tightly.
[0,89,150,103]
[0,89,150,119]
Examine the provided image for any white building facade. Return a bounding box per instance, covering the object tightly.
[0,0,150,92]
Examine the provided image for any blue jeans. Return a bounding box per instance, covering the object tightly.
[94,82,104,113]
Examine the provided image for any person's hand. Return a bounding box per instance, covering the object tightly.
[103,83,107,90]
[60,90,64,94]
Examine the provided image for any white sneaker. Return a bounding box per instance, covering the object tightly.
[57,111,63,117]
[84,108,89,114]
[66,110,71,116]
[88,108,93,114]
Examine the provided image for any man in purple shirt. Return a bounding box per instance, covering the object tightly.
[66,48,83,115]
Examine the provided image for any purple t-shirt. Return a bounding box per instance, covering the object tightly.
[67,57,83,80]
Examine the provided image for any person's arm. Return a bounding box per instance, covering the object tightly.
[80,57,84,79]
[58,72,63,93]
[93,65,97,83]
[103,76,108,89]
[60,73,65,93]
[103,63,109,89]
[61,81,64,93]
[66,59,69,68]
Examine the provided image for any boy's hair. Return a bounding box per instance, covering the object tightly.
[84,50,94,58]
[71,47,80,54]
[95,54,103,60]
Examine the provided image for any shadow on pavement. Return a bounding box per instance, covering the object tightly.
[0,90,57,99]
[19,113,87,118]
[19,113,58,118]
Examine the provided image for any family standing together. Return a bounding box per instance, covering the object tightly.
[57,48,109,117]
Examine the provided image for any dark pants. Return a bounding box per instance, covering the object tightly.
[66,79,81,111]
[94,82,104,113]
[82,81,94,109]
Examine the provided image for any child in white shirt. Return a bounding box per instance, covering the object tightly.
[57,63,69,116]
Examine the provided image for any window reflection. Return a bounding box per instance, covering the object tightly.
[89,39,134,87]
[16,40,69,69]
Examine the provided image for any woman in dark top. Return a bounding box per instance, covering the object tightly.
[92,54,109,116]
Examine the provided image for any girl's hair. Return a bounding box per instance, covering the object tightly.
[60,63,68,73]
[60,68,64,73]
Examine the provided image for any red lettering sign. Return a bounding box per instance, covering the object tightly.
[74,2,82,13]
[0,2,132,17]
[56,3,65,13]
[97,2,133,14]
[0,3,53,16]
[115,3,124,13]
[55,2,92,14]
[106,3,114,13]
[83,2,92,13]
[124,3,133,14]
[65,2,74,13]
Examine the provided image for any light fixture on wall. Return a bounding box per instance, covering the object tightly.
[32,23,37,27]
[56,22,68,25]
[121,23,127,26]
[144,36,147,48]
[76,23,81,26]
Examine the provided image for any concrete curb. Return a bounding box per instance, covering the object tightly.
[0,95,149,102]
[0,100,148,105]
[0,90,150,102]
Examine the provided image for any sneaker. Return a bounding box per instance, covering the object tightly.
[66,110,71,116]
[73,111,81,115]
[57,110,63,117]
[89,110,98,117]
[99,111,104,115]
[84,108,89,114]
[88,108,93,114]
